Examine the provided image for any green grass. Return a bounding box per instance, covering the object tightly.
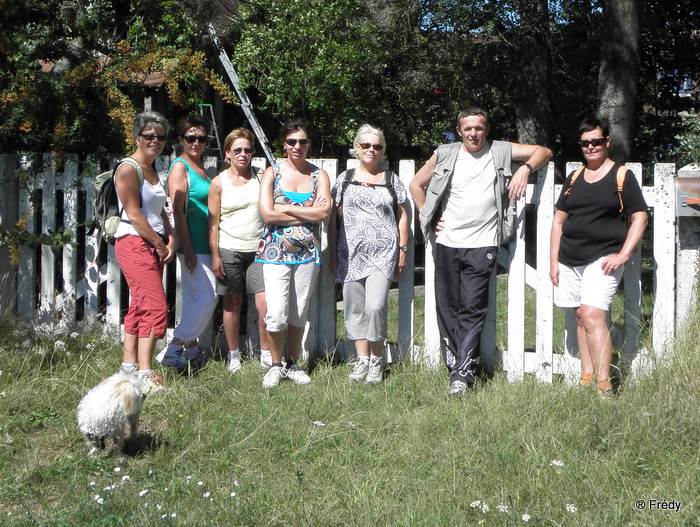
[0,313,698,526]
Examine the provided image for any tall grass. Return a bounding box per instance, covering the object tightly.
[0,311,697,526]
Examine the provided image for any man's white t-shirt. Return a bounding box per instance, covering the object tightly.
[436,145,498,249]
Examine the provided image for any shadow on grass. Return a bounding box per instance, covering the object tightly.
[122,431,168,456]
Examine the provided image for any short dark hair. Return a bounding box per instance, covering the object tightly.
[456,107,490,129]
[579,116,609,138]
[177,114,211,137]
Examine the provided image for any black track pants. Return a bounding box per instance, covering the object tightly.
[434,244,496,383]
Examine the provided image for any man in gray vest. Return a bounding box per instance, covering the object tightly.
[409,107,552,396]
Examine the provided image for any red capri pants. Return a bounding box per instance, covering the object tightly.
[115,235,168,339]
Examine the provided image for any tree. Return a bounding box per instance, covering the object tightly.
[512,0,554,147]
[596,0,642,162]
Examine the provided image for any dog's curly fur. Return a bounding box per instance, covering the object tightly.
[77,372,145,455]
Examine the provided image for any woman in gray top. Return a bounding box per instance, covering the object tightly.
[328,124,409,384]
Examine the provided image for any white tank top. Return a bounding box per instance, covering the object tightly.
[218,168,264,252]
[115,174,167,238]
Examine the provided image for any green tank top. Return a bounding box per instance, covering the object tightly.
[169,157,211,255]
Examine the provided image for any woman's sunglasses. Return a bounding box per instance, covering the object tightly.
[579,138,606,148]
[285,138,310,147]
[231,148,254,155]
[140,133,166,142]
[359,143,383,151]
[184,135,208,144]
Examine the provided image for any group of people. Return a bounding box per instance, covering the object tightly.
[112,107,647,399]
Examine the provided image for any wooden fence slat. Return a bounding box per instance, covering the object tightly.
[39,154,56,323]
[535,163,555,382]
[396,160,416,362]
[0,155,19,313]
[505,198,527,381]
[83,156,100,323]
[652,163,676,357]
[17,156,36,318]
[62,155,79,325]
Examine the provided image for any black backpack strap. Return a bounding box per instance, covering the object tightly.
[337,168,356,208]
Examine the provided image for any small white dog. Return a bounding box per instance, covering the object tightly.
[77,372,145,455]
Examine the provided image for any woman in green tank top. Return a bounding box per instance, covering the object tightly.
[157,115,218,373]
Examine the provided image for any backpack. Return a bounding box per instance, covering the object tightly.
[565,164,627,213]
[91,158,144,263]
[337,168,399,217]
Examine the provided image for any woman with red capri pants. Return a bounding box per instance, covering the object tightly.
[114,111,175,395]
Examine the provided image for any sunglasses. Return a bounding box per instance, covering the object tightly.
[359,143,383,151]
[285,138,310,147]
[579,138,606,148]
[231,147,254,155]
[140,133,166,142]
[184,135,208,144]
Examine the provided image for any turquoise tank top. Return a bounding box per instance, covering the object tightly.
[169,157,211,255]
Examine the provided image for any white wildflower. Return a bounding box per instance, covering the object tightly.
[497,504,508,513]
[522,514,531,522]
[0,392,6,398]
[70,332,79,338]
[233,480,239,487]
[470,501,481,508]
[312,421,325,426]
[481,503,490,513]
[55,341,66,351]
[549,459,564,467]
[171,513,177,518]
[94,495,103,504]
[113,467,121,473]
[566,504,578,513]
[198,481,204,486]
[161,514,167,519]
[139,490,149,497]
[103,486,113,492]
[230,492,236,498]
[89,482,96,487]
[122,475,130,481]
[156,504,162,510]
[203,492,210,498]
[22,340,31,349]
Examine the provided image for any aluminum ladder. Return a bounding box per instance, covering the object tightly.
[199,103,223,160]
[208,24,276,166]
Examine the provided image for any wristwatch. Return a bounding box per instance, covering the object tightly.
[524,163,533,173]
[399,245,408,253]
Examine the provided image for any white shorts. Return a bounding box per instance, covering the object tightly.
[556,256,623,311]
[263,261,319,332]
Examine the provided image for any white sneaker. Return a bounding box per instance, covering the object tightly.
[365,357,384,385]
[349,359,369,383]
[448,380,467,396]
[227,350,242,374]
[140,371,165,396]
[260,349,272,369]
[262,365,286,388]
[286,364,311,385]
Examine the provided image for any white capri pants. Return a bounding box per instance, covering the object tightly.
[556,255,624,312]
[263,261,319,332]
[171,253,218,346]
[343,271,392,342]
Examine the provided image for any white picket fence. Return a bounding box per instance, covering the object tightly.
[0,153,678,382]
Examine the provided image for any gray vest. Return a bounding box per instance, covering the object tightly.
[418,141,515,245]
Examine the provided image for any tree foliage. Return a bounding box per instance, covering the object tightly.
[0,0,233,158]
[1,0,698,167]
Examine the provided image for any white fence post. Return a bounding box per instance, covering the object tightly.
[652,163,676,358]
[62,154,80,326]
[535,163,555,382]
